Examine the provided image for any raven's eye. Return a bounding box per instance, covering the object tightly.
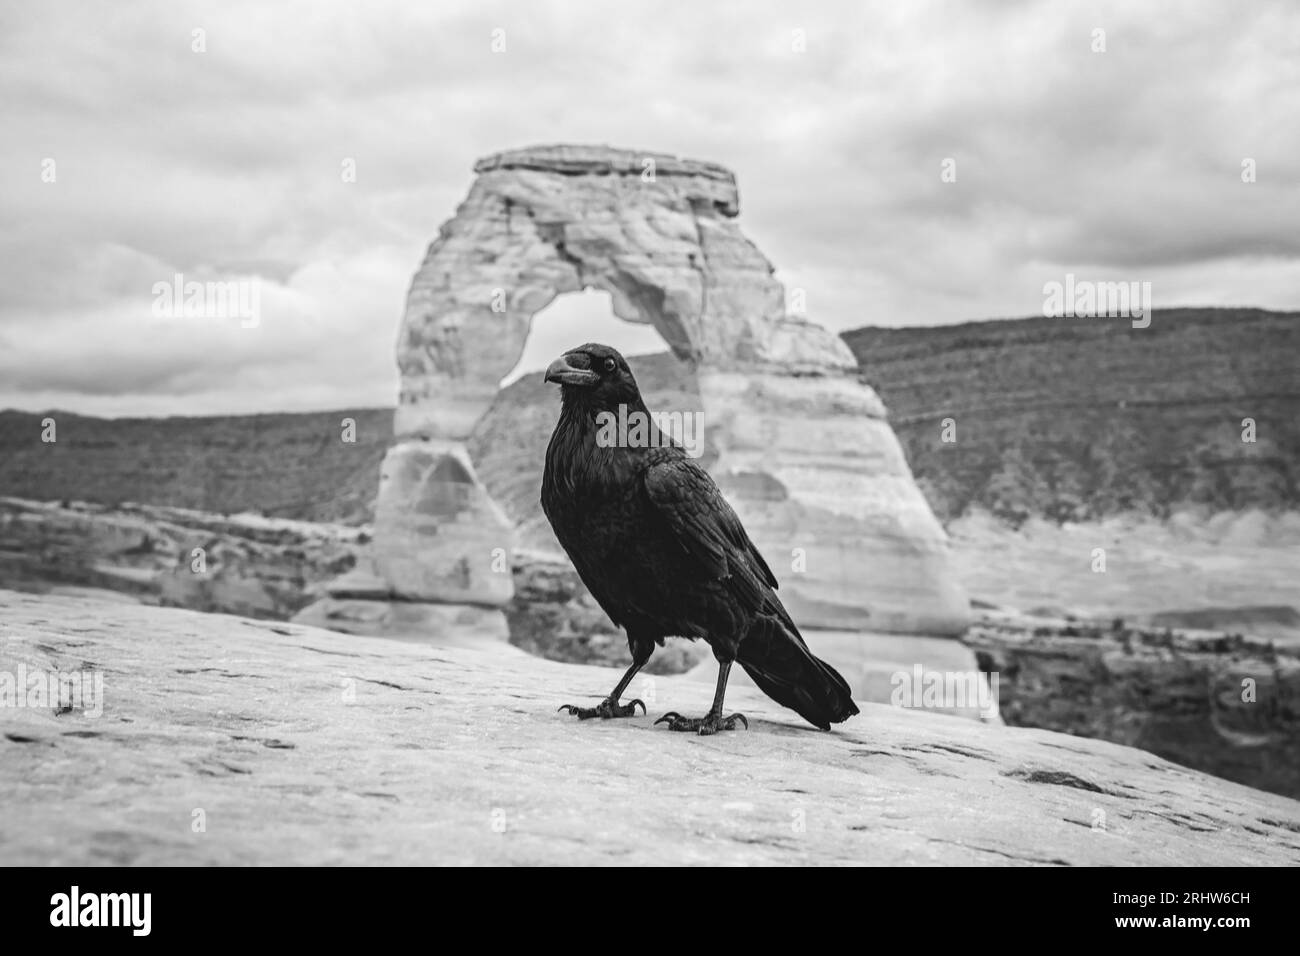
[603,357,617,373]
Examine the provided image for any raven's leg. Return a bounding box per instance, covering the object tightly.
[557,640,652,720]
[655,660,748,735]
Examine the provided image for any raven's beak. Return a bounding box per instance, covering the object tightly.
[544,352,599,386]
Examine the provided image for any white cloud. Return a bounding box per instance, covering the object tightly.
[0,0,1296,415]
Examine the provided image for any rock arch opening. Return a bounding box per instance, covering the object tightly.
[498,289,675,388]
[471,288,703,549]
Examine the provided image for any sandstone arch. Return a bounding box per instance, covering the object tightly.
[371,144,969,643]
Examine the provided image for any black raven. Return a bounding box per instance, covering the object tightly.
[541,343,860,734]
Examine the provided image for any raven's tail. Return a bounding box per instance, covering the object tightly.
[736,608,860,731]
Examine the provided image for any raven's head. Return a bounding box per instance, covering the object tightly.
[544,343,643,410]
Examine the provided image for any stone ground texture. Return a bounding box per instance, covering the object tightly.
[2,590,1298,866]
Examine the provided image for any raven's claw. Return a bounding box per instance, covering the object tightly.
[558,698,646,720]
[654,711,748,735]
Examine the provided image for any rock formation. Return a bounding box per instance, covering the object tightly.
[12,496,1292,790]
[372,144,969,642]
[0,408,389,526]
[0,497,363,620]
[965,606,1300,800]
[3,590,1297,866]
[842,308,1300,524]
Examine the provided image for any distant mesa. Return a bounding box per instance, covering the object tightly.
[843,307,1300,525]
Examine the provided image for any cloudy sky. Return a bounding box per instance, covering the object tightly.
[2,0,1297,416]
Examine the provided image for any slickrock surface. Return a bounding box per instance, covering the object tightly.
[3,590,1297,866]
[948,508,1300,647]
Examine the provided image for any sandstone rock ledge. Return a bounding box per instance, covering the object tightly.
[1,590,1297,866]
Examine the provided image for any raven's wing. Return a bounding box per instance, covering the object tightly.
[642,454,779,602]
[541,491,629,629]
[562,538,627,629]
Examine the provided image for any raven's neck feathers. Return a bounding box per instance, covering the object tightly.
[558,384,649,420]
[546,391,662,496]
